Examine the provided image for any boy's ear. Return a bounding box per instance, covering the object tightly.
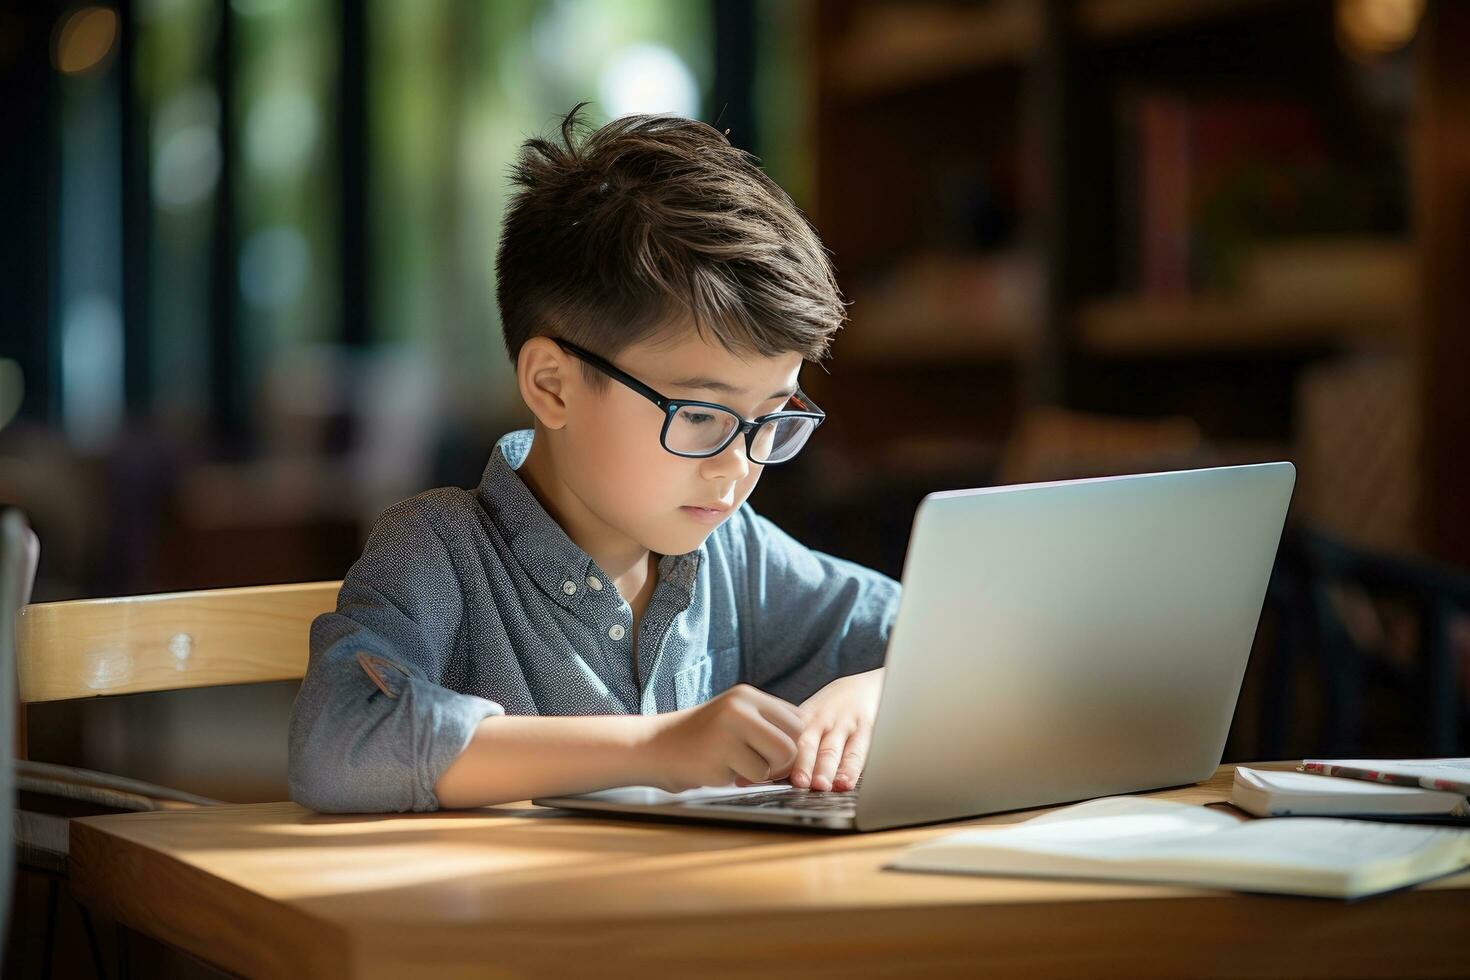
[517,336,572,430]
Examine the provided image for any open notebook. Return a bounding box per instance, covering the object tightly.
[888,796,1470,899]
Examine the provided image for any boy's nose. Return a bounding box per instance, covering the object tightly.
[701,435,752,480]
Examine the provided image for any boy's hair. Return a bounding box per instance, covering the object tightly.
[495,103,845,389]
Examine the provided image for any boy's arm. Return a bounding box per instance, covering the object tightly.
[733,505,901,703]
[432,714,653,809]
[433,682,806,807]
[287,495,503,813]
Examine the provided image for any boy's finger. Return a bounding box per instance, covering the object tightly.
[753,694,805,742]
[741,716,798,778]
[809,727,848,791]
[729,744,773,786]
[832,726,871,791]
[790,730,823,788]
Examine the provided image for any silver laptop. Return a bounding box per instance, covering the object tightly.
[535,461,1295,832]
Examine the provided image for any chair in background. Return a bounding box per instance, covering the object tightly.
[1277,529,1470,758]
[2,507,40,965]
[9,574,338,977]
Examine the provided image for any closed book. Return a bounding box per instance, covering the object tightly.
[1231,766,1470,819]
[888,796,1470,899]
[1300,759,1470,796]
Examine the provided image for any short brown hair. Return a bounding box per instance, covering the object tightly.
[495,103,845,388]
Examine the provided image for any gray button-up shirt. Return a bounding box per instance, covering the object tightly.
[287,429,901,813]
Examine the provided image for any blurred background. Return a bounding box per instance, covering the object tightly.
[1,0,1467,808]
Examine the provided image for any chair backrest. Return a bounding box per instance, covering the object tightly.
[2,506,40,938]
[16,580,341,705]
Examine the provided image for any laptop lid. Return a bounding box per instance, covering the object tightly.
[853,462,1295,831]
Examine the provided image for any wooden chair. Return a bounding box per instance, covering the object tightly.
[1,507,38,962]
[9,559,338,977]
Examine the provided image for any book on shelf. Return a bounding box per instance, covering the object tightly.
[1114,90,1396,301]
[888,795,1470,899]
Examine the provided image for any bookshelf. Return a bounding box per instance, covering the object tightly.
[1079,294,1405,355]
[807,0,1470,567]
[825,2,1036,95]
[825,0,1295,97]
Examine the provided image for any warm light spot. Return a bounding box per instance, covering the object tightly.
[1335,0,1425,59]
[54,6,118,76]
[598,43,699,119]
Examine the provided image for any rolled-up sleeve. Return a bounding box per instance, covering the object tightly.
[288,496,504,813]
[733,505,901,704]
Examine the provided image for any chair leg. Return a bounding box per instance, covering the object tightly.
[1260,589,1297,758]
[79,903,109,980]
[40,876,59,980]
[1313,580,1364,755]
[1426,596,1462,755]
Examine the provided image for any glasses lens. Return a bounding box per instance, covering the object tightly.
[665,405,741,455]
[750,416,816,464]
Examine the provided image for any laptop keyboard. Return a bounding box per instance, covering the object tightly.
[690,786,860,812]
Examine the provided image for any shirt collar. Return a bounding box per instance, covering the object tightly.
[477,430,701,608]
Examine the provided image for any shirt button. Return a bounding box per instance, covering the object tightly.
[587,576,602,591]
[562,580,577,596]
[608,624,625,641]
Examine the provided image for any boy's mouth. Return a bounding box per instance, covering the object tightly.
[680,503,731,524]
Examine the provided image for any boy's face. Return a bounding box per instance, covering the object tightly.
[556,328,804,557]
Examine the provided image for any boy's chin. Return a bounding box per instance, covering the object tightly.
[637,515,724,557]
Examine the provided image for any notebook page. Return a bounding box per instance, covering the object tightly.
[1140,816,1470,872]
[954,796,1242,861]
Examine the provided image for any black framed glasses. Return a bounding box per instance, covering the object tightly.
[553,339,826,465]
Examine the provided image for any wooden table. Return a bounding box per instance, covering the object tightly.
[69,762,1470,978]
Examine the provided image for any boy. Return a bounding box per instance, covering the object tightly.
[288,104,900,813]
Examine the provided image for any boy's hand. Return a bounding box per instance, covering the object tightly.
[789,668,884,792]
[645,684,804,793]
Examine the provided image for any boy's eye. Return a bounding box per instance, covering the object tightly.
[681,411,717,426]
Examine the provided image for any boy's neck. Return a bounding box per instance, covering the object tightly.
[516,433,657,593]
